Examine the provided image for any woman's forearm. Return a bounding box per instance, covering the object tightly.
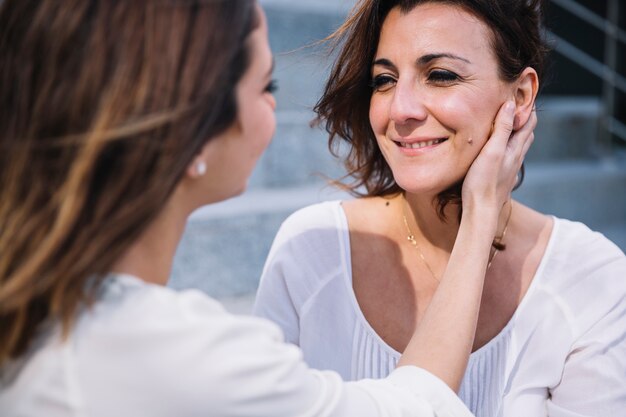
[397,206,498,391]
[397,101,534,392]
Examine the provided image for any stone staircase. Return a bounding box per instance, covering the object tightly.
[168,0,626,311]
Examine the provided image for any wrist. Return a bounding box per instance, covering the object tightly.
[460,203,499,240]
[462,196,500,219]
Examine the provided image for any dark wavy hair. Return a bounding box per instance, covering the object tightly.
[0,0,257,364]
[315,0,550,218]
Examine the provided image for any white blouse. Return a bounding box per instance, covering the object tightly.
[0,274,473,417]
[253,201,626,417]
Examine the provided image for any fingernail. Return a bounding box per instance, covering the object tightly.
[505,100,515,113]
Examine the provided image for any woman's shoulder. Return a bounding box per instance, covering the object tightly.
[84,275,281,346]
[539,216,626,294]
[267,197,394,268]
[275,197,391,239]
[85,276,289,369]
[257,200,357,318]
[267,200,351,260]
[550,217,625,266]
[513,201,625,274]
[68,276,301,414]
[278,200,345,236]
[96,274,225,318]
[537,217,626,329]
[341,196,396,231]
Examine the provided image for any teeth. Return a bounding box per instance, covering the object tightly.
[400,139,445,149]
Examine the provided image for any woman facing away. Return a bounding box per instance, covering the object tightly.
[0,1,535,416]
[254,0,626,416]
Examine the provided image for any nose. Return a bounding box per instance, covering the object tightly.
[389,78,427,126]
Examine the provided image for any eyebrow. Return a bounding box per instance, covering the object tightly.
[372,53,471,70]
[418,53,471,65]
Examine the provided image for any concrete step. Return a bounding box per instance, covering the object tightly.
[169,159,626,299]
[261,0,354,54]
[271,52,330,112]
[513,159,626,229]
[530,97,603,161]
[248,111,346,189]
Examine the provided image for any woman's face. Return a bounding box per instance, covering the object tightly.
[369,3,512,195]
[201,5,276,203]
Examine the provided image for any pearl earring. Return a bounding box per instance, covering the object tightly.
[196,161,206,177]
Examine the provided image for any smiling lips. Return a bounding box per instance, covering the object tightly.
[395,138,447,150]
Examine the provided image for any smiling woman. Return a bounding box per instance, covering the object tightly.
[254,1,626,416]
[368,4,536,197]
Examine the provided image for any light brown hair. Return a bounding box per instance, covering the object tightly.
[0,0,257,364]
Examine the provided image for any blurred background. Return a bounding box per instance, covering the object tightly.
[169,0,626,312]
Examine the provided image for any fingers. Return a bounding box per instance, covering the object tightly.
[487,100,516,155]
[518,110,537,160]
[506,107,537,167]
[461,100,533,211]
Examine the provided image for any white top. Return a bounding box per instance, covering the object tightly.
[253,201,626,417]
[0,274,473,417]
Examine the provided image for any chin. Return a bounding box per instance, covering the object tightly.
[227,183,247,200]
[203,183,248,206]
[394,174,463,197]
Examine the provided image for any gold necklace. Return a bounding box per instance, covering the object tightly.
[402,211,440,282]
[401,198,512,282]
[487,202,513,269]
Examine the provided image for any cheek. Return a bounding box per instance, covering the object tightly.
[259,103,276,149]
[369,95,387,135]
[243,100,276,152]
[438,93,499,145]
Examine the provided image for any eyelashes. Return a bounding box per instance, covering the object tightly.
[369,75,396,92]
[370,69,462,92]
[427,69,460,83]
[265,79,278,94]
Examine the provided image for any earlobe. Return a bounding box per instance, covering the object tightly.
[186,158,207,179]
[186,142,213,179]
[195,161,207,177]
[513,67,539,130]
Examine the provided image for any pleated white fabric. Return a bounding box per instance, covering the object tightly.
[348,272,513,417]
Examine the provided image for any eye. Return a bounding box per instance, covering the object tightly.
[264,79,278,94]
[427,69,460,84]
[370,74,396,92]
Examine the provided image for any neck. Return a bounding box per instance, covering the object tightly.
[111,189,191,286]
[402,192,460,252]
[402,192,512,253]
